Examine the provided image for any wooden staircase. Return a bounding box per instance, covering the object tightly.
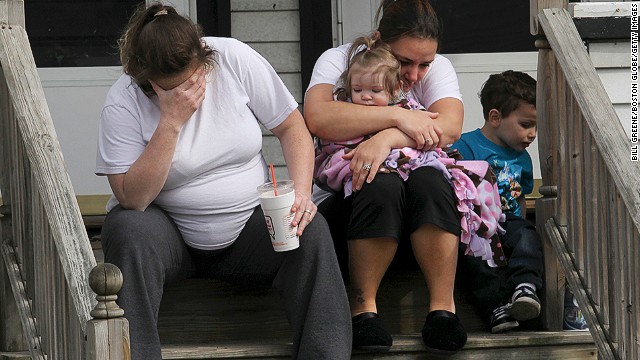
[152,272,596,359]
[89,231,597,359]
[2,0,637,359]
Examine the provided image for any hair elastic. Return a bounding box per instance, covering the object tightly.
[154,9,168,17]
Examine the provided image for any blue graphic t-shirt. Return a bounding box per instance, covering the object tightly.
[452,128,533,217]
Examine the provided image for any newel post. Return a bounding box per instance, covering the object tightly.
[86,263,131,360]
[531,0,568,331]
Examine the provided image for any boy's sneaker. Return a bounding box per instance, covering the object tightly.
[563,305,589,331]
[563,289,589,331]
[507,284,541,321]
[490,304,519,333]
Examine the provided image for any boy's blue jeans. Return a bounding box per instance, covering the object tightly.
[458,214,544,314]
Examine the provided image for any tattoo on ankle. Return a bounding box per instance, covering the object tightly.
[352,288,365,305]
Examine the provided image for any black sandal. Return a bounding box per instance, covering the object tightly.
[421,310,467,354]
[352,312,393,352]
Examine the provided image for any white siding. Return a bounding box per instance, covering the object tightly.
[230,1,302,180]
[588,41,632,139]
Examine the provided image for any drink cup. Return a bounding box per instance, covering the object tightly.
[256,180,299,252]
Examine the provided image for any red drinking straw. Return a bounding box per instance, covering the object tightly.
[269,163,278,196]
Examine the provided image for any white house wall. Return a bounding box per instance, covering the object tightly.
[229,0,301,182]
[30,2,632,204]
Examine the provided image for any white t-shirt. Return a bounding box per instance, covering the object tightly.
[96,37,298,250]
[306,42,463,203]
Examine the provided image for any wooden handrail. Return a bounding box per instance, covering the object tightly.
[0,5,106,355]
[538,8,640,228]
[535,6,639,360]
[0,23,96,330]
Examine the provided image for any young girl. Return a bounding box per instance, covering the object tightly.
[314,36,444,197]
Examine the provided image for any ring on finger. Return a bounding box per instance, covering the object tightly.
[362,164,372,171]
[304,209,312,215]
[426,138,433,145]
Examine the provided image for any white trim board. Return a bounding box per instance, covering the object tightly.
[569,1,636,18]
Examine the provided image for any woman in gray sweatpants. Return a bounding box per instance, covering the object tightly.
[102,205,350,359]
[95,3,351,359]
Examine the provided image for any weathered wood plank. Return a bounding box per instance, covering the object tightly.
[0,0,23,27]
[0,243,45,360]
[537,194,563,330]
[530,0,568,35]
[596,157,610,329]
[567,94,585,272]
[545,219,616,360]
[0,224,25,351]
[584,130,600,309]
[556,61,569,225]
[0,55,26,352]
[0,25,96,330]
[161,332,596,359]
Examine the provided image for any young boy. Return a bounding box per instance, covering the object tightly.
[452,70,544,333]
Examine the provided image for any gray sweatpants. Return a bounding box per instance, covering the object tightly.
[101,204,351,359]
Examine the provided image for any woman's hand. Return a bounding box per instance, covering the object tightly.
[395,109,443,150]
[290,191,317,236]
[343,135,393,191]
[150,67,206,131]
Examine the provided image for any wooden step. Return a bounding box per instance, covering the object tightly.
[156,272,595,359]
[91,237,596,359]
[161,332,596,359]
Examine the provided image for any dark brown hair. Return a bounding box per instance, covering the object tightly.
[480,70,536,120]
[335,36,402,102]
[118,2,215,95]
[374,0,441,45]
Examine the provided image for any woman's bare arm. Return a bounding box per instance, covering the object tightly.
[305,83,443,149]
[270,109,317,235]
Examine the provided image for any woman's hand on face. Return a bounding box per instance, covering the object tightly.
[396,109,443,150]
[150,67,207,131]
[343,135,392,191]
[290,191,317,236]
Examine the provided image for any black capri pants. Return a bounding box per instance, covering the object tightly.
[319,166,461,244]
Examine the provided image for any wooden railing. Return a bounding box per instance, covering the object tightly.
[534,6,639,360]
[0,1,129,358]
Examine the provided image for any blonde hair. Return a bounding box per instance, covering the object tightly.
[335,36,402,102]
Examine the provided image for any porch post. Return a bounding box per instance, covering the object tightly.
[531,0,569,331]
